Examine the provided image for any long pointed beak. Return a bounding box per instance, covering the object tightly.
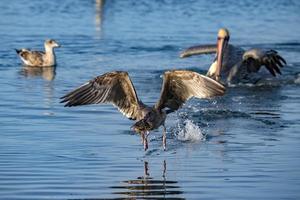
[179,44,217,58]
[216,38,227,81]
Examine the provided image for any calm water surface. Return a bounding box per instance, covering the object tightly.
[0,0,300,199]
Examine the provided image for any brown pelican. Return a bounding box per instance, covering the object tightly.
[16,39,60,67]
[60,70,225,151]
[180,28,286,84]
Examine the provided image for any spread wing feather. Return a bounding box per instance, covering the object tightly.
[242,49,286,76]
[155,70,225,111]
[60,71,141,120]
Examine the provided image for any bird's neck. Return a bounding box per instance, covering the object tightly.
[45,45,54,54]
[44,46,56,66]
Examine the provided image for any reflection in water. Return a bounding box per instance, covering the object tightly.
[43,81,55,110]
[111,160,184,199]
[19,66,56,81]
[95,0,105,37]
[19,66,55,111]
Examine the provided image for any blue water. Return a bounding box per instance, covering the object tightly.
[0,0,300,199]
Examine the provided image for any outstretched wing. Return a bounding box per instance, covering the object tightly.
[60,71,141,120]
[180,44,217,58]
[242,49,286,76]
[16,49,44,66]
[155,70,225,111]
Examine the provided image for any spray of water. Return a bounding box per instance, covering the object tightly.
[294,73,300,84]
[176,119,206,142]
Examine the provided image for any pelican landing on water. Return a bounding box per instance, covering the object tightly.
[180,28,286,84]
[16,39,60,67]
[60,70,225,151]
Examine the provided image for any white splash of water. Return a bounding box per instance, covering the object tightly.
[294,74,300,84]
[177,119,205,142]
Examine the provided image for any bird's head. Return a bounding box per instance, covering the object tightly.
[217,28,230,40]
[215,28,230,81]
[131,124,143,134]
[45,39,61,48]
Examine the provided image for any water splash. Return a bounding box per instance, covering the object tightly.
[294,73,300,84]
[176,119,206,142]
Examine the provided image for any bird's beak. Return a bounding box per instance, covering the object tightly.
[179,45,204,58]
[216,38,228,81]
[179,44,217,58]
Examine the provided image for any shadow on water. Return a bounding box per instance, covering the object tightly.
[19,65,56,81]
[110,160,184,200]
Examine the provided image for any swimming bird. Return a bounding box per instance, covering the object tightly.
[15,39,60,67]
[60,70,225,151]
[180,28,286,84]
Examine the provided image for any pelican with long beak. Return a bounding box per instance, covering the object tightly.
[16,39,61,67]
[180,28,286,84]
[60,70,225,151]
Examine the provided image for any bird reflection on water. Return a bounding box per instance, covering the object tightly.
[95,0,105,38]
[19,66,56,81]
[110,160,184,200]
[18,66,56,111]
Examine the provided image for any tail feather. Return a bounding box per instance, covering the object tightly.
[15,49,22,54]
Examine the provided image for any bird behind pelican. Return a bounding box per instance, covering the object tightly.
[180,28,286,84]
[60,70,225,151]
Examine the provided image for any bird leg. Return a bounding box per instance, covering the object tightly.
[143,131,149,151]
[162,160,166,178]
[144,161,149,177]
[141,132,145,144]
[162,125,167,151]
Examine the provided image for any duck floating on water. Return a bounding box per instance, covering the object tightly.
[180,28,286,84]
[16,39,60,67]
[60,70,225,151]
